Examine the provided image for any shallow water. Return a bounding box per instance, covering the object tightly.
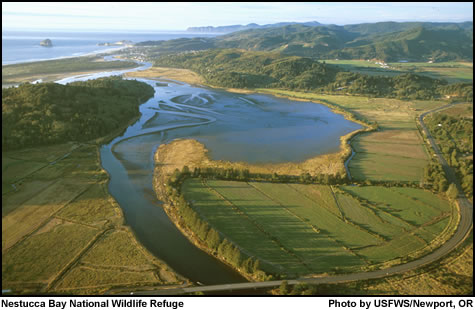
[60,66,361,284]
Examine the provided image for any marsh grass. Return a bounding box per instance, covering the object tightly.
[125,67,204,85]
[81,230,154,267]
[2,222,99,283]
[2,142,184,294]
[55,266,159,291]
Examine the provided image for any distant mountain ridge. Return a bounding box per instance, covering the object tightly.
[216,21,473,61]
[186,21,322,33]
[141,21,472,62]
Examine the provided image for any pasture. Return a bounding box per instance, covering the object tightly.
[182,179,454,276]
[2,143,184,294]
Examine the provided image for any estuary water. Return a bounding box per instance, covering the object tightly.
[54,63,361,284]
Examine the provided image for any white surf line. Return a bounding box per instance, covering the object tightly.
[239,97,256,105]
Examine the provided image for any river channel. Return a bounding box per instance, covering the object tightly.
[58,60,362,285]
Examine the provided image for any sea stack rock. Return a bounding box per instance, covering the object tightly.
[40,39,53,47]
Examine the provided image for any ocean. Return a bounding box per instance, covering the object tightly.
[2,30,217,65]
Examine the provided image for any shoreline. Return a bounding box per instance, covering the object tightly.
[128,66,375,178]
[2,46,128,66]
[2,54,141,87]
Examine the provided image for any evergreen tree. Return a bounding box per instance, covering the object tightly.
[279,280,290,295]
[446,183,459,200]
[206,228,221,250]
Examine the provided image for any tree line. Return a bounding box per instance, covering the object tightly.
[425,112,473,198]
[162,166,272,281]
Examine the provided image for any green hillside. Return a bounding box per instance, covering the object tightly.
[154,49,468,100]
[218,23,473,62]
[2,77,154,150]
[136,22,473,62]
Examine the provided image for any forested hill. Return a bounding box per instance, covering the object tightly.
[139,21,473,62]
[217,22,473,62]
[2,77,154,150]
[154,49,472,101]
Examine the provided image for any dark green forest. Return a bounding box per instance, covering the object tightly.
[425,112,473,197]
[154,49,472,100]
[438,83,473,102]
[2,77,154,150]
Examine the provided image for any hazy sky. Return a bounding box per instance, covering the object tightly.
[2,2,473,32]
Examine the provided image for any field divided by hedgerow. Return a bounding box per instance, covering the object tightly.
[208,180,365,274]
[334,192,405,240]
[183,180,453,276]
[248,182,380,248]
[340,186,453,262]
[340,186,448,226]
[182,179,307,274]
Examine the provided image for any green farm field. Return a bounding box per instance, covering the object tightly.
[182,179,455,276]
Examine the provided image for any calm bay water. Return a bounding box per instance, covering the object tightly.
[2,30,216,65]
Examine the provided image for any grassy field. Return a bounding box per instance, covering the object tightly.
[2,143,185,294]
[323,60,473,83]
[2,222,100,285]
[182,179,454,276]
[256,90,440,182]
[2,56,138,86]
[125,67,204,85]
[53,228,179,294]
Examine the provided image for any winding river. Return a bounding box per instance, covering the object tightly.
[57,59,362,285]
